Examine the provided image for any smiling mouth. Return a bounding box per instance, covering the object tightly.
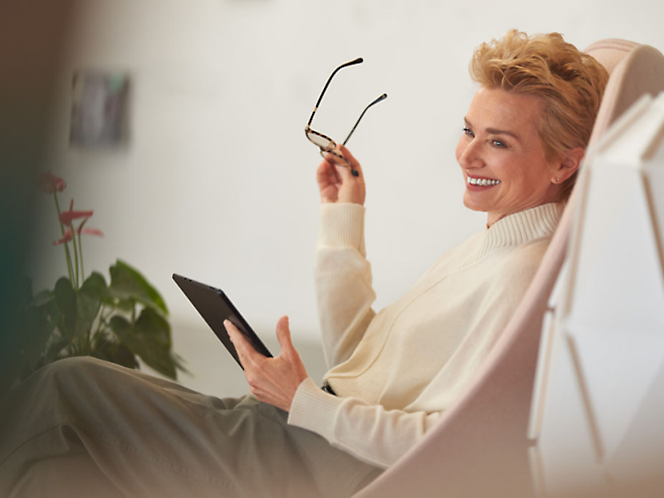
[467,176,501,187]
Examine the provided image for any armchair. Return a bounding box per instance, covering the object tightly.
[355,39,664,498]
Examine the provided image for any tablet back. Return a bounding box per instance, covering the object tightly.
[172,273,272,369]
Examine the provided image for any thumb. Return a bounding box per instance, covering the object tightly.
[335,149,357,181]
[339,145,362,178]
[276,316,294,354]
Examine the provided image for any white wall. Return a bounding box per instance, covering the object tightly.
[29,0,664,349]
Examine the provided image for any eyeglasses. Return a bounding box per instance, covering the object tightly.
[305,58,387,177]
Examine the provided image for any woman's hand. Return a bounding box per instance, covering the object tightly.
[224,316,308,413]
[317,145,366,205]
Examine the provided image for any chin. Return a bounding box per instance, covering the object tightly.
[462,193,489,214]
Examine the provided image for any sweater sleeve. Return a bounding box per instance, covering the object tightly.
[289,378,441,469]
[315,203,377,368]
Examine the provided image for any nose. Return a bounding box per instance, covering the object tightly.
[456,136,483,169]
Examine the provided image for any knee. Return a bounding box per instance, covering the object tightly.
[0,358,119,440]
[41,356,101,375]
[36,357,113,390]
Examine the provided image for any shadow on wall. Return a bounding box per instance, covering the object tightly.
[0,1,78,395]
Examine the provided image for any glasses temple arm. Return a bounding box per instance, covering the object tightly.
[342,93,388,146]
[306,57,364,128]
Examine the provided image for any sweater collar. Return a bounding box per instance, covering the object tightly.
[481,202,563,252]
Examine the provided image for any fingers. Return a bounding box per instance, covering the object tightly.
[317,157,340,186]
[336,146,366,205]
[339,146,363,178]
[317,157,341,203]
[226,315,308,412]
[335,158,356,182]
[320,146,362,178]
[276,315,290,341]
[327,147,360,180]
[275,316,297,357]
[224,320,255,367]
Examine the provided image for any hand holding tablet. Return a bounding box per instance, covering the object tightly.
[172,274,273,369]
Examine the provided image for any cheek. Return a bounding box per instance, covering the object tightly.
[522,165,550,191]
[502,167,547,201]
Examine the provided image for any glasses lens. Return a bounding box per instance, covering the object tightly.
[307,130,335,150]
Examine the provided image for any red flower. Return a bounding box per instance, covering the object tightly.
[53,228,73,246]
[52,226,103,246]
[79,228,103,237]
[59,199,93,226]
[39,172,66,194]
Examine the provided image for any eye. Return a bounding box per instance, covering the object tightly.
[491,139,507,148]
[463,127,474,137]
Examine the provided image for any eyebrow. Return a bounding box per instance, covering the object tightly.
[464,117,522,143]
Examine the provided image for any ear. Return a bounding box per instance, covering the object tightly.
[551,147,585,183]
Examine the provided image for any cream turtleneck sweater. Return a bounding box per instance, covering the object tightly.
[288,202,562,469]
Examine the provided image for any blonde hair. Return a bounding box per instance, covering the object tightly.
[469,30,609,201]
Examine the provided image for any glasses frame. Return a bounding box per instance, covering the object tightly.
[305,57,387,176]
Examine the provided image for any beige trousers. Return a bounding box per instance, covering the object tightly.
[0,357,381,497]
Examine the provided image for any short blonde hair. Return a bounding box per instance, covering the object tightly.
[469,30,609,201]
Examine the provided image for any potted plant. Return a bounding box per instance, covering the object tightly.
[14,172,185,387]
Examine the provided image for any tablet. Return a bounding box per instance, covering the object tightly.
[172,273,273,369]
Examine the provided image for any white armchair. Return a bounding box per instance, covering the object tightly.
[355,39,664,498]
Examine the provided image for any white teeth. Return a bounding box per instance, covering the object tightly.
[467,177,500,186]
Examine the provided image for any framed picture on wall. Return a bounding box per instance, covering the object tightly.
[70,71,129,147]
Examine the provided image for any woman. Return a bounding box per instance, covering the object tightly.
[0,30,608,497]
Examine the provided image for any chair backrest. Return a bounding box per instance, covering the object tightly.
[355,39,664,498]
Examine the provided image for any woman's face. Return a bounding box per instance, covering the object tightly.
[455,87,560,226]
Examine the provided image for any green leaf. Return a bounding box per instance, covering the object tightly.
[81,271,107,296]
[108,315,132,339]
[108,260,168,316]
[21,299,59,370]
[109,309,183,379]
[101,293,135,316]
[75,272,106,337]
[54,277,76,337]
[92,337,139,370]
[32,290,55,308]
[134,306,171,348]
[45,335,70,363]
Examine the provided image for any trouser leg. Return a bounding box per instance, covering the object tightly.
[10,453,123,498]
[0,357,380,497]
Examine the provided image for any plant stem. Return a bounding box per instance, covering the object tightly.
[77,221,85,282]
[94,305,114,339]
[70,224,80,289]
[93,304,107,338]
[53,192,74,282]
[83,330,91,355]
